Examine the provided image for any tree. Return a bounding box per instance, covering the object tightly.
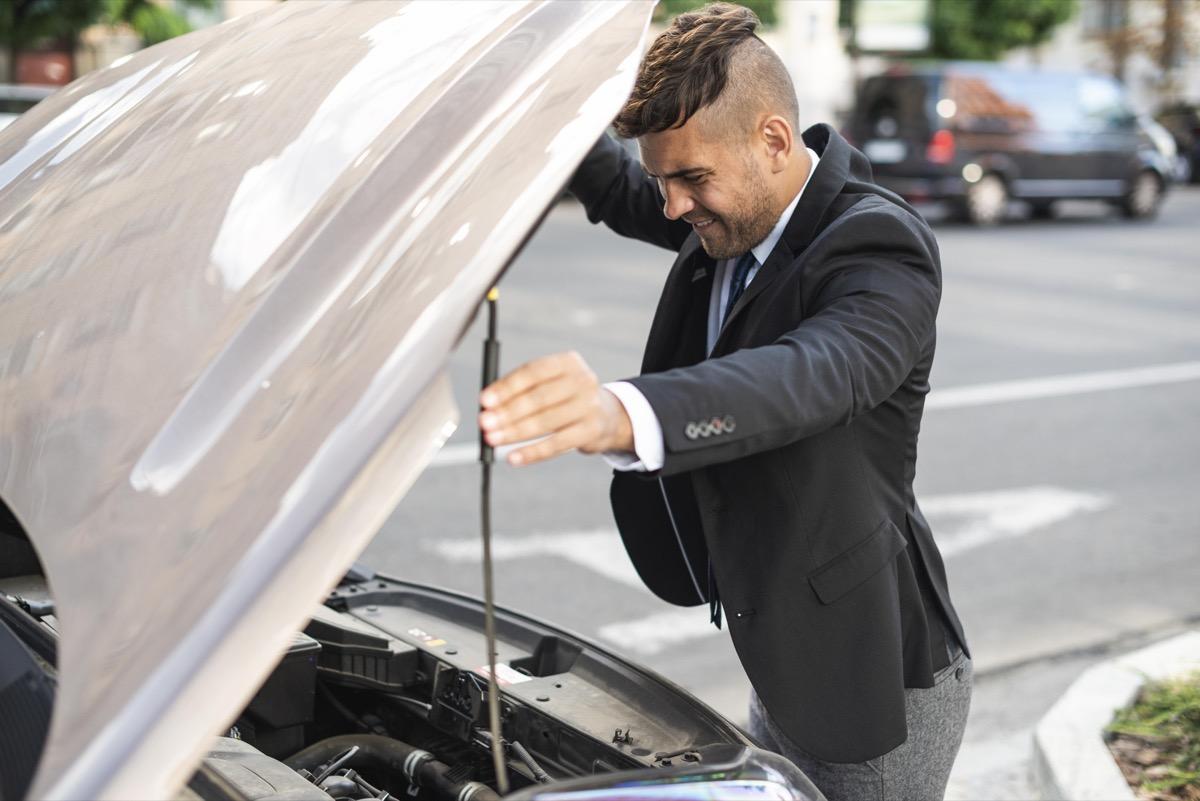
[654,0,779,28]
[1,0,213,81]
[1,0,96,79]
[104,0,214,46]
[1088,0,1200,90]
[929,0,1077,60]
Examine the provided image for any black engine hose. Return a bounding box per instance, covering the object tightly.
[285,734,501,801]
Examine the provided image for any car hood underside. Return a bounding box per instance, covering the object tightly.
[0,2,652,798]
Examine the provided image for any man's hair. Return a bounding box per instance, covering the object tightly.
[613,3,799,140]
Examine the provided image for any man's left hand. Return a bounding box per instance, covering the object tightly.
[479,351,633,466]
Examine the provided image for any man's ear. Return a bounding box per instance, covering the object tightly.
[761,116,793,174]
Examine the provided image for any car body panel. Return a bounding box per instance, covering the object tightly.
[0,2,653,798]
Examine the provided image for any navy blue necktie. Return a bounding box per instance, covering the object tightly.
[723,251,758,325]
[707,251,758,630]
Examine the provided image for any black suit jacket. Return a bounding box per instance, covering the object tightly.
[569,124,970,764]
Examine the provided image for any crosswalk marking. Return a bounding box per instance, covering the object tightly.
[424,485,1111,655]
[923,486,1110,558]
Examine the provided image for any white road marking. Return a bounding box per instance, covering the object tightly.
[431,437,549,468]
[429,361,1200,467]
[429,529,643,588]
[923,486,1111,558]
[926,360,1200,410]
[424,486,1111,654]
[597,607,719,656]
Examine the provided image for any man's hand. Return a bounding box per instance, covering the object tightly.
[479,351,634,466]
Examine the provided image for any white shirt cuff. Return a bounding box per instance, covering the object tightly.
[600,381,665,472]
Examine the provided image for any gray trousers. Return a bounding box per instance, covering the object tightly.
[748,648,973,801]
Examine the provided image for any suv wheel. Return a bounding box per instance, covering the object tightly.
[1121,170,1162,219]
[963,173,1007,226]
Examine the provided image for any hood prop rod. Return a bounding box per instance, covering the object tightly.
[479,287,509,795]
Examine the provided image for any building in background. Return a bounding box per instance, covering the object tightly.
[764,0,854,129]
[1005,0,1200,112]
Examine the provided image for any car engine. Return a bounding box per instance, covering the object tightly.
[2,567,820,801]
[191,570,788,801]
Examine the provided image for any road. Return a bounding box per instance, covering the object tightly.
[361,185,1200,798]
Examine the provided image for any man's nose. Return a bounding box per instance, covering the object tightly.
[661,185,695,221]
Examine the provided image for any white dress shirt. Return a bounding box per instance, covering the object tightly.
[602,147,820,472]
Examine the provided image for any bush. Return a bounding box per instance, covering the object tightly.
[1107,670,1200,796]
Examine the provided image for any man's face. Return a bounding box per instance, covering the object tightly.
[639,115,777,260]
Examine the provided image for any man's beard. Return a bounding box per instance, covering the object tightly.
[695,168,778,260]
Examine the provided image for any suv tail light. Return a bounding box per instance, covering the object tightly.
[927,129,955,164]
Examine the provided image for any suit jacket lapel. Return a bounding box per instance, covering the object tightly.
[712,124,852,355]
[712,241,790,356]
[640,236,715,374]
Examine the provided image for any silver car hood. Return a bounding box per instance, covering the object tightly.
[0,2,651,798]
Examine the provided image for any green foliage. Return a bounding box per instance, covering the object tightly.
[0,0,214,52]
[1107,670,1200,793]
[108,0,211,45]
[654,0,779,28]
[0,0,101,51]
[929,0,1077,60]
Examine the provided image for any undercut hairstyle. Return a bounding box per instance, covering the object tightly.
[614,2,800,140]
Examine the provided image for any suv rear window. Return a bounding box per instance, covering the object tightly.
[944,70,1130,134]
[853,75,933,141]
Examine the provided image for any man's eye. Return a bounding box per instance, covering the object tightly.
[686,175,706,185]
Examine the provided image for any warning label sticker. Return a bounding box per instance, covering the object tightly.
[407,627,446,648]
[475,663,532,686]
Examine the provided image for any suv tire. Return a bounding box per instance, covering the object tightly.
[962,173,1008,226]
[1121,170,1163,219]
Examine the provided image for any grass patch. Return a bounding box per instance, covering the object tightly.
[1106,669,1200,799]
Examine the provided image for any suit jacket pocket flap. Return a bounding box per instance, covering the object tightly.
[807,519,907,605]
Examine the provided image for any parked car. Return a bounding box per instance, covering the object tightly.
[0,84,54,131]
[846,63,1173,224]
[0,3,822,801]
[1155,101,1200,184]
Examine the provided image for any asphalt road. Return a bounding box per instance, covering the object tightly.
[362,185,1200,797]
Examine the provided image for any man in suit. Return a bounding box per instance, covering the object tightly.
[478,4,971,798]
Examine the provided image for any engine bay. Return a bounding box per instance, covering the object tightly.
[1,551,822,801]
[205,568,753,800]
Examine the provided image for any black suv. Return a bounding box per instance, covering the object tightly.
[1156,102,1200,183]
[846,63,1173,224]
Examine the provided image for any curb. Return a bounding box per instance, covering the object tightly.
[1033,629,1200,800]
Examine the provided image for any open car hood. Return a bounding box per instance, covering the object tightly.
[0,2,652,798]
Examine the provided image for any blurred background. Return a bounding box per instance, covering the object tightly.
[3,1,1198,799]
[4,0,1200,187]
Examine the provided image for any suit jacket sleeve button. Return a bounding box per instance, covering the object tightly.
[722,415,736,433]
[685,422,698,440]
